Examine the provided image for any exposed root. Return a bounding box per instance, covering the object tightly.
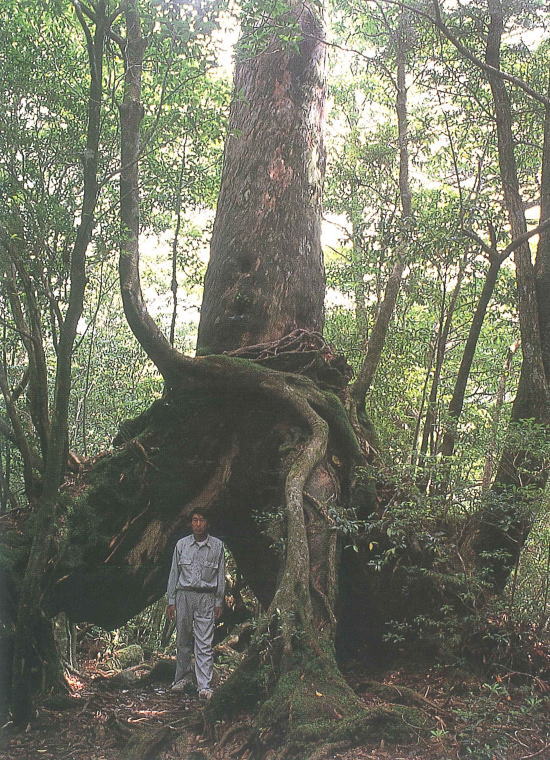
[260,373,330,659]
[206,631,435,759]
[225,329,353,390]
[358,679,451,714]
[218,720,254,748]
[120,725,171,760]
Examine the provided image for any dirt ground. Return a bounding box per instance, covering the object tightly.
[1,657,548,760]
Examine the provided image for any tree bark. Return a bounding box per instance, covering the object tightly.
[44,3,430,751]
[417,276,453,469]
[196,0,327,354]
[0,251,50,462]
[485,0,547,421]
[535,76,550,379]
[481,343,517,490]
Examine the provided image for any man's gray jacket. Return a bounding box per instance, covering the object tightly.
[167,534,225,608]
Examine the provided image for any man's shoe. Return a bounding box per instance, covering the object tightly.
[198,689,213,701]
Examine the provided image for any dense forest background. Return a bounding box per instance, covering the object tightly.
[0,0,548,758]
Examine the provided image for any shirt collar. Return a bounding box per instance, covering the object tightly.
[192,534,210,546]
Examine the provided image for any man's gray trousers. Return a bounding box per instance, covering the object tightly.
[174,589,215,691]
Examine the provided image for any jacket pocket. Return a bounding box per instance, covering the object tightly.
[178,559,193,585]
[201,561,218,584]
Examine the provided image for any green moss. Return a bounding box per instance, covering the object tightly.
[320,390,362,460]
[251,660,431,758]
[219,633,434,758]
[292,704,430,749]
[110,644,144,669]
[255,646,365,738]
[205,655,264,722]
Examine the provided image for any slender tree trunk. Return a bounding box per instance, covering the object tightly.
[485,0,547,421]
[10,3,106,725]
[439,253,504,460]
[535,76,550,378]
[351,223,368,337]
[416,263,467,493]
[351,13,410,411]
[0,445,18,512]
[481,343,517,490]
[467,1,549,590]
[410,328,437,469]
[0,357,39,502]
[417,278,448,465]
[169,138,188,347]
[6,259,50,459]
[118,1,184,382]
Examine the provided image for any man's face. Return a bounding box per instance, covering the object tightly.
[191,514,208,539]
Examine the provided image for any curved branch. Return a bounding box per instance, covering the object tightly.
[0,363,40,501]
[118,0,184,380]
[380,0,550,108]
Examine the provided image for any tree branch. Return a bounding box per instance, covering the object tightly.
[118,0,183,381]
[378,0,550,108]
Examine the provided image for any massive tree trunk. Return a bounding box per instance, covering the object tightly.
[196,0,326,355]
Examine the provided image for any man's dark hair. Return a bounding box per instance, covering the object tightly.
[190,509,209,521]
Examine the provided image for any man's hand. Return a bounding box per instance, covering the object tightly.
[214,606,222,620]
[166,604,176,621]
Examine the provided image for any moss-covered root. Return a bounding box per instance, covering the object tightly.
[294,704,430,758]
[206,645,432,759]
[121,725,171,760]
[255,668,430,759]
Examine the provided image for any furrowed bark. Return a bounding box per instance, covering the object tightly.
[196,0,327,354]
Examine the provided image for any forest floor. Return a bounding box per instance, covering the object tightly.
[1,654,548,760]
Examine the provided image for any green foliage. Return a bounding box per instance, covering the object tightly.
[451,679,548,760]
[358,457,549,671]
[0,0,231,503]
[237,0,303,58]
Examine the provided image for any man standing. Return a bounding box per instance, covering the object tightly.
[166,510,225,700]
